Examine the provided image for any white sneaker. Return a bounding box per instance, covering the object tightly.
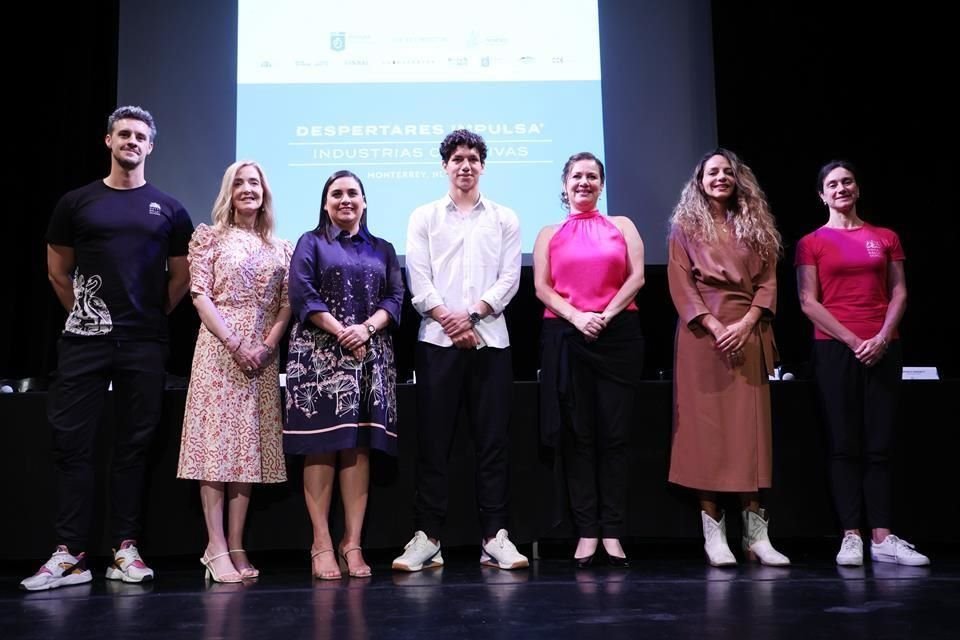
[836,533,864,566]
[392,531,444,572]
[870,535,930,566]
[105,540,155,583]
[20,546,93,591]
[480,529,529,570]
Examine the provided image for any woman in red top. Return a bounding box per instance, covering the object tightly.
[796,160,929,567]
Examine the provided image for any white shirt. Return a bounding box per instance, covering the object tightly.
[405,194,522,348]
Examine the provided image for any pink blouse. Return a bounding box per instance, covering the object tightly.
[544,210,636,318]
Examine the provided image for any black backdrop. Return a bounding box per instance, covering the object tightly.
[4,2,958,382]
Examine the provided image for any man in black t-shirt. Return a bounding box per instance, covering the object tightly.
[20,106,194,591]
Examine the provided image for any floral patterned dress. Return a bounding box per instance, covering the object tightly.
[177,224,292,482]
[284,228,404,456]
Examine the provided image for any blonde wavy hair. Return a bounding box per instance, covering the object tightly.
[669,148,782,262]
[210,160,276,242]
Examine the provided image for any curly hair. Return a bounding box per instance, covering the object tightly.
[210,160,276,243]
[439,129,487,164]
[669,148,782,262]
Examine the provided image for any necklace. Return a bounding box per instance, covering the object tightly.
[713,210,734,234]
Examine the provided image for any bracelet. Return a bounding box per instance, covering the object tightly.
[262,342,275,355]
[222,332,241,353]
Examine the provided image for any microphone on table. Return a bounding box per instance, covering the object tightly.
[770,366,796,381]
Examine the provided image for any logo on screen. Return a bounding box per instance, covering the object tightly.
[330,33,346,52]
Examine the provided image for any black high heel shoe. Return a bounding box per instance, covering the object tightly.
[574,554,595,569]
[606,552,630,568]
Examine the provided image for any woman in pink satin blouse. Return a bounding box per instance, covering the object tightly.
[534,152,646,567]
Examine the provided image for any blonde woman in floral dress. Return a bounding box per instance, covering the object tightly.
[177,161,292,583]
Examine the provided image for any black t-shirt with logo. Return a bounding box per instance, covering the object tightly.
[46,180,194,341]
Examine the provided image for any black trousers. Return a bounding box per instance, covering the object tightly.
[413,342,513,540]
[47,336,167,551]
[813,339,902,531]
[562,356,636,539]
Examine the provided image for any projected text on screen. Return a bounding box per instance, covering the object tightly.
[237,0,605,252]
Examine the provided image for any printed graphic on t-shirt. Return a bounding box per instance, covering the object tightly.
[65,273,113,335]
[865,240,884,258]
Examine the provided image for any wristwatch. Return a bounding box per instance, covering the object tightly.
[468,311,482,326]
[365,323,377,336]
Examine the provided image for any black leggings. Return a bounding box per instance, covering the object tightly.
[813,339,902,531]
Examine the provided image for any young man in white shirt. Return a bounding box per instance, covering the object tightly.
[393,129,527,571]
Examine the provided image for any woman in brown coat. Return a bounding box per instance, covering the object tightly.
[667,149,789,567]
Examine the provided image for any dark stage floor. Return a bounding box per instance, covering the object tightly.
[3,543,958,640]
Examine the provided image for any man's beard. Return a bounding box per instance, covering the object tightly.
[115,151,141,171]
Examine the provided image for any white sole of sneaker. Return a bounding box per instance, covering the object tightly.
[21,570,92,591]
[480,559,529,570]
[872,555,930,566]
[391,557,443,572]
[105,567,155,582]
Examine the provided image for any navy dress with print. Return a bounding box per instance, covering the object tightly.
[284,228,404,456]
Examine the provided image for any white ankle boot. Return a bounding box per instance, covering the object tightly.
[741,508,790,566]
[701,511,737,566]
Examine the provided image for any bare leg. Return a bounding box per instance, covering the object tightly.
[575,537,599,560]
[872,527,892,544]
[338,448,371,576]
[739,492,760,513]
[304,453,339,578]
[227,482,256,577]
[200,481,240,579]
[699,491,721,520]
[601,538,626,558]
